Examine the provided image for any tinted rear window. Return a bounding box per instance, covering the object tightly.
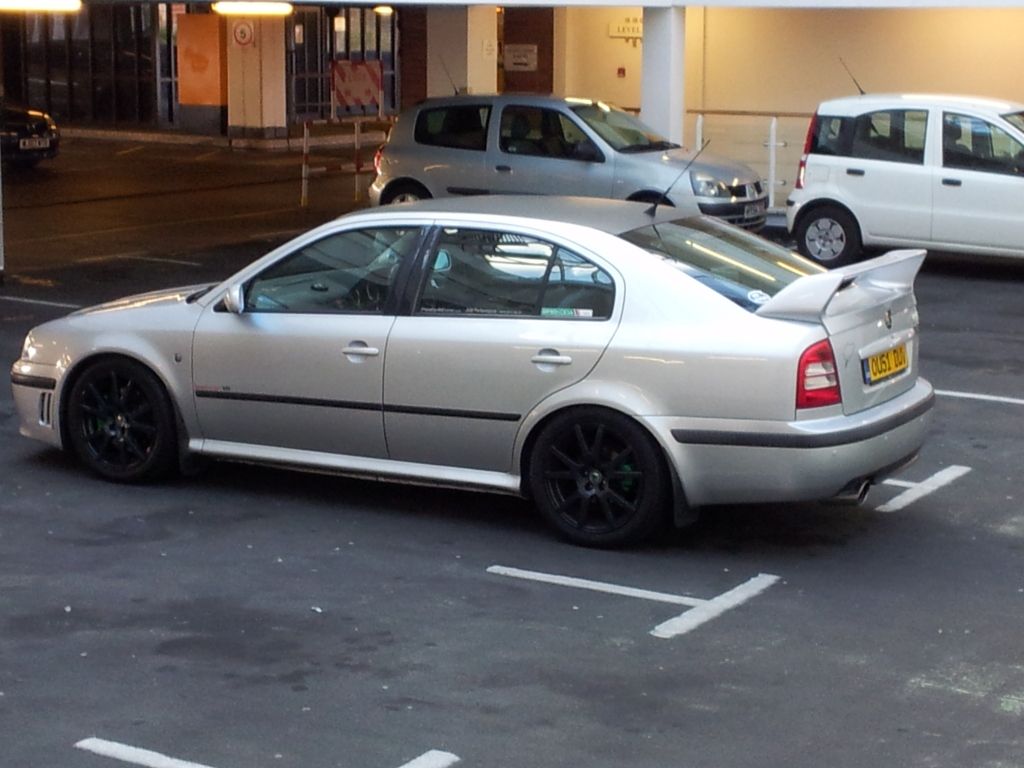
[811,109,927,164]
[620,217,824,311]
[414,105,491,151]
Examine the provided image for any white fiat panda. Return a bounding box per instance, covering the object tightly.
[786,94,1024,266]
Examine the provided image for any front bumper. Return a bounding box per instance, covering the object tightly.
[697,196,768,231]
[11,361,62,448]
[646,379,935,507]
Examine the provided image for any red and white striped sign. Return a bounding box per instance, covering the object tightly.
[331,60,383,108]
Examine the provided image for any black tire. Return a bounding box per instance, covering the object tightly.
[795,205,862,267]
[65,358,178,482]
[528,408,669,547]
[380,181,431,205]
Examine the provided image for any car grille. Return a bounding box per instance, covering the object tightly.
[726,181,764,199]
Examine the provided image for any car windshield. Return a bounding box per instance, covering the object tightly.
[569,101,679,153]
[619,217,825,311]
[1003,111,1024,134]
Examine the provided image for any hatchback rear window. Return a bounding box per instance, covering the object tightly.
[619,217,824,311]
[414,104,490,151]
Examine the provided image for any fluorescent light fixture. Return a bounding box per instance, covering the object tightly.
[0,0,81,11]
[211,1,293,16]
[373,5,394,16]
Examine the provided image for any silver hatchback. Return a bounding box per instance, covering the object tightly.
[370,94,769,230]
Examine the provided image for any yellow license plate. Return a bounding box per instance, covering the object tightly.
[863,344,908,384]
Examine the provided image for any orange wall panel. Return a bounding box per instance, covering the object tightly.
[177,15,227,107]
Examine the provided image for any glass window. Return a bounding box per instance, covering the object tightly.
[499,106,599,161]
[619,217,824,312]
[943,112,1024,176]
[1004,111,1024,134]
[414,104,490,151]
[246,227,421,314]
[848,110,927,164]
[416,229,614,319]
[569,100,677,153]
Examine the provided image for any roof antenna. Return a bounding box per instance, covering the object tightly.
[839,57,866,96]
[645,138,711,217]
[439,56,460,96]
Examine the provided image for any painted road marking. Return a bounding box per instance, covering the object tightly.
[0,295,81,309]
[488,565,779,639]
[77,253,201,267]
[75,737,217,768]
[399,750,461,768]
[876,465,972,513]
[76,738,460,768]
[936,389,1024,407]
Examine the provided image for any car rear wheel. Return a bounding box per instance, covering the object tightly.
[528,408,669,547]
[796,205,862,267]
[381,181,431,205]
[65,358,178,482]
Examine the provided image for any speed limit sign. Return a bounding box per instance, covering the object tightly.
[232,20,255,47]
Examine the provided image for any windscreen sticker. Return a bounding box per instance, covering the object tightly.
[747,290,771,305]
[542,307,594,318]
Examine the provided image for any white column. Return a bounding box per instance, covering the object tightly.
[427,7,498,96]
[226,17,287,139]
[641,7,686,145]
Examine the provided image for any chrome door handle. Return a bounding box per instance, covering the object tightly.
[341,344,380,357]
[531,354,572,366]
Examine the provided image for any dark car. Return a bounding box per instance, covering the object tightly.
[1,100,59,168]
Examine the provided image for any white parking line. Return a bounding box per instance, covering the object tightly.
[75,737,216,768]
[876,465,972,513]
[936,389,1024,407]
[0,295,81,309]
[399,750,461,768]
[488,565,779,639]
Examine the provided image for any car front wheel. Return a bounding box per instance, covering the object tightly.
[65,358,178,482]
[795,205,862,267]
[528,408,669,547]
[381,181,431,205]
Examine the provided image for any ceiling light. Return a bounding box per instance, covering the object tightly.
[0,0,82,11]
[373,5,394,16]
[211,1,293,16]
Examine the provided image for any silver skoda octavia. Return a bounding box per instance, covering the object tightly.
[10,197,933,546]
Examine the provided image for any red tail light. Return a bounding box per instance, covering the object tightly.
[795,112,818,190]
[373,145,384,175]
[797,339,841,409]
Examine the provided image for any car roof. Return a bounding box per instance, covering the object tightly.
[356,195,687,234]
[409,93,612,111]
[816,93,1024,116]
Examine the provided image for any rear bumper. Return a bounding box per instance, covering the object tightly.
[647,379,934,507]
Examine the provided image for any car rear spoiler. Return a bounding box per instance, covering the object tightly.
[755,249,926,323]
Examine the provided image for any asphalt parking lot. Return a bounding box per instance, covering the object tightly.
[2,139,1023,768]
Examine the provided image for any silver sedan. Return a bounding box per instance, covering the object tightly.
[10,197,933,546]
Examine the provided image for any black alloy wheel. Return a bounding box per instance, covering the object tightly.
[529,408,669,547]
[65,358,177,482]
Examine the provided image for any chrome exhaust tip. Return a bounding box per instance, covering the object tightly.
[833,479,871,506]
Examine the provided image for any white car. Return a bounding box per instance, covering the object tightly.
[786,94,1024,266]
[11,197,932,547]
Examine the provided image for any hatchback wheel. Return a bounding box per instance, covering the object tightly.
[528,408,669,547]
[796,206,862,267]
[66,358,177,482]
[381,181,431,205]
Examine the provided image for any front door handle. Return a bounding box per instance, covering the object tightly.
[942,178,963,187]
[341,342,380,359]
[846,168,866,176]
[531,352,573,366]
[495,165,512,173]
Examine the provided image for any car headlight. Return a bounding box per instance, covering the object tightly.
[21,334,40,362]
[690,173,732,198]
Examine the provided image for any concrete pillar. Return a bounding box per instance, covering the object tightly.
[641,7,686,145]
[426,7,498,96]
[225,17,288,139]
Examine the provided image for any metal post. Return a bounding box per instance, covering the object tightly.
[695,114,704,150]
[768,116,778,210]
[353,119,362,202]
[300,120,310,208]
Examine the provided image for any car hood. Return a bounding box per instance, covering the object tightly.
[70,284,214,318]
[659,147,760,183]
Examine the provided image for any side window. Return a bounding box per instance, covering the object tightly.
[245,227,421,314]
[810,116,852,156]
[848,110,927,164]
[499,106,598,161]
[416,229,614,319]
[414,105,490,151]
[943,112,1024,175]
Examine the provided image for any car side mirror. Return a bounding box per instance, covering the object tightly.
[574,140,603,163]
[222,283,245,314]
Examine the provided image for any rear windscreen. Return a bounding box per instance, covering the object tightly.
[620,217,824,311]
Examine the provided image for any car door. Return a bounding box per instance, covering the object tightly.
[191,225,424,458]
[931,111,1024,254]
[407,102,493,197]
[484,104,614,198]
[383,224,620,473]
[831,107,933,243]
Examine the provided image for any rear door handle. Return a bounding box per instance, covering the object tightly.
[942,178,963,187]
[341,343,380,357]
[846,168,866,176]
[495,165,512,173]
[531,353,573,366]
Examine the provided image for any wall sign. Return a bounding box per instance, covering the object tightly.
[504,43,538,72]
[609,17,643,39]
[232,20,255,47]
